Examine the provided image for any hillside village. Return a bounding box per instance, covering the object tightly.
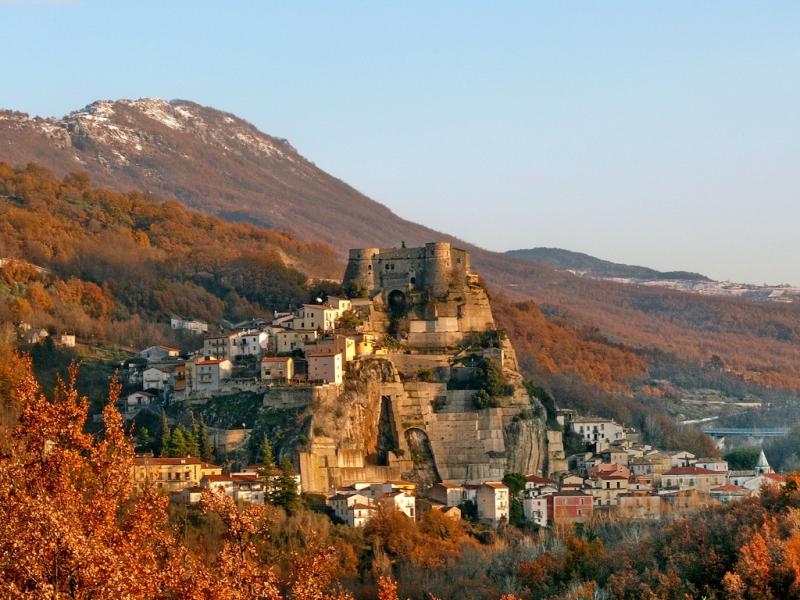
[89,243,788,529]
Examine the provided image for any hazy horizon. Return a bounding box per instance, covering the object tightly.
[3,1,798,284]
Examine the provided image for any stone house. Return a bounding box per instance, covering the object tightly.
[476,482,509,523]
[586,472,629,507]
[711,484,751,503]
[617,492,662,520]
[429,482,467,507]
[194,358,233,392]
[307,351,343,385]
[132,456,222,494]
[275,329,318,353]
[661,466,726,493]
[261,356,295,382]
[139,345,180,362]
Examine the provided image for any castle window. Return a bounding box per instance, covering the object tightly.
[368,265,372,271]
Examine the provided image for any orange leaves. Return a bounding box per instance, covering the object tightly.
[493,297,646,394]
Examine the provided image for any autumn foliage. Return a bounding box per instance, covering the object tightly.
[0,355,365,599]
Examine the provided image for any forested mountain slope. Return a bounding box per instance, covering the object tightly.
[2,99,800,392]
[507,246,710,281]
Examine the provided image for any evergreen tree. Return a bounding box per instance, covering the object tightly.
[159,410,170,457]
[258,436,276,501]
[168,427,188,458]
[273,457,300,513]
[197,416,214,462]
[135,426,153,450]
[184,425,200,458]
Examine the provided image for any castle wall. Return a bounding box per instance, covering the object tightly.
[343,242,470,299]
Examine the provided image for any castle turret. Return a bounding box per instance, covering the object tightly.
[343,247,379,296]
[424,242,453,297]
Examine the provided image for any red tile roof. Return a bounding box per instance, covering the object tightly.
[526,475,557,485]
[663,466,719,476]
[482,482,508,490]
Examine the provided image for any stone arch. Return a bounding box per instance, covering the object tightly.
[387,289,407,313]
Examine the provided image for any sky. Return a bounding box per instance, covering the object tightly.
[2,1,799,284]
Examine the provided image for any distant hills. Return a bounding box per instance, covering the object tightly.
[2,98,800,393]
[507,247,711,282]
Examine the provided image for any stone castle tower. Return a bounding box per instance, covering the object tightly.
[343,242,471,298]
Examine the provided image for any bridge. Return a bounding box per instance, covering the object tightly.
[701,427,789,438]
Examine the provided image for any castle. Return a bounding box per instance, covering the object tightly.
[343,242,471,299]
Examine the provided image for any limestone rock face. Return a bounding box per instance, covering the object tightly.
[298,244,550,493]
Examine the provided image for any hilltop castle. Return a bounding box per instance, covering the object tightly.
[343,242,472,299]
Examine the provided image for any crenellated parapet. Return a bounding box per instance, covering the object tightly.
[342,242,471,299]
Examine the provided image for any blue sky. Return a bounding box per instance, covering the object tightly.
[3,1,799,283]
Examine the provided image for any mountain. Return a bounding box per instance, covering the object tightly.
[3,98,800,393]
[506,247,710,282]
[0,163,340,350]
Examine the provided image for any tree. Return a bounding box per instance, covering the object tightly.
[0,357,178,597]
[135,425,153,449]
[725,447,761,470]
[159,409,170,457]
[273,457,301,513]
[197,415,214,462]
[503,472,527,497]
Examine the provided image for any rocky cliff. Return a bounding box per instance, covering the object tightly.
[298,244,550,493]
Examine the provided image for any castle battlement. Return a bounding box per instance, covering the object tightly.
[343,242,471,299]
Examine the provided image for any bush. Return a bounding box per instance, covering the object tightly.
[417,368,434,382]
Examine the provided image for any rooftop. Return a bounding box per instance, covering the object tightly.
[135,456,202,466]
[663,466,720,476]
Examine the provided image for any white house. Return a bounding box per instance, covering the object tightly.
[325,296,352,316]
[194,359,233,392]
[667,451,697,468]
[379,490,416,519]
[139,345,180,362]
[202,333,239,360]
[289,305,339,332]
[476,482,509,523]
[119,390,157,418]
[570,417,626,445]
[275,329,318,353]
[56,333,76,348]
[695,458,729,472]
[331,493,374,524]
[237,331,269,357]
[307,352,343,384]
[171,317,209,334]
[522,493,549,527]
[143,367,169,391]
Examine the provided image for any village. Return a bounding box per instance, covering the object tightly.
[117,243,786,531]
